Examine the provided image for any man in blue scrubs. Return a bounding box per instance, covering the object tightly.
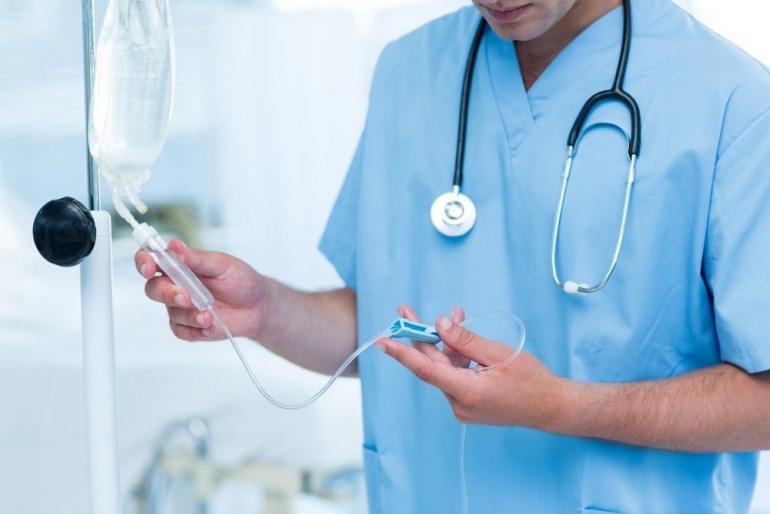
[137,0,770,512]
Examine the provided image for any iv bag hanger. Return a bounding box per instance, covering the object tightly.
[31,1,123,512]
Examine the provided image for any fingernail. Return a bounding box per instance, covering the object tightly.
[437,316,452,331]
[397,306,405,318]
[201,328,211,337]
[139,263,148,278]
[174,294,186,307]
[195,313,205,326]
[375,339,387,352]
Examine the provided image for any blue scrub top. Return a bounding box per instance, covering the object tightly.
[320,0,770,512]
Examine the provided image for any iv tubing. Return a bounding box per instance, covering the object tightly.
[454,312,524,514]
[210,309,525,411]
[212,308,386,410]
[460,423,470,514]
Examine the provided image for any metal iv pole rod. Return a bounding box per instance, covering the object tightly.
[81,1,122,512]
[33,5,121,512]
[82,0,99,210]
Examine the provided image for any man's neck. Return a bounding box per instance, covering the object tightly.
[515,0,622,90]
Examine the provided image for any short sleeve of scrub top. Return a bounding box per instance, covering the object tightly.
[706,103,770,373]
[320,139,363,290]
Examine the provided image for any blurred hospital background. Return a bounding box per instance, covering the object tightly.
[0,0,768,512]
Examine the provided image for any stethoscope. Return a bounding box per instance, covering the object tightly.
[431,0,640,294]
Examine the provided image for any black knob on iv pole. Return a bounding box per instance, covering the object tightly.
[33,0,101,268]
[32,196,96,267]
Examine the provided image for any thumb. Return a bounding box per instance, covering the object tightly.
[436,316,515,369]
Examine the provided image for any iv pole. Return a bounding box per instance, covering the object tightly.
[82,0,100,211]
[79,0,123,512]
[32,0,123,511]
[37,0,184,509]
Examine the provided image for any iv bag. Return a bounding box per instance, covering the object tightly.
[88,0,175,223]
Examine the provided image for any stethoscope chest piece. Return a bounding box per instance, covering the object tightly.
[431,189,477,237]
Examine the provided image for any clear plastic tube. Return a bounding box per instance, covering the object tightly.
[460,423,470,514]
[133,223,215,311]
[211,309,387,410]
[210,308,525,411]
[456,312,526,514]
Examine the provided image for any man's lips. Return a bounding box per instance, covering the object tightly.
[481,3,532,23]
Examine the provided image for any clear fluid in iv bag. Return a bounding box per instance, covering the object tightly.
[88,0,175,217]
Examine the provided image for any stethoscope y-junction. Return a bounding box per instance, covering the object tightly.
[431,0,640,295]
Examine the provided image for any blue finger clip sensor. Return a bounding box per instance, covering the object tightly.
[387,318,440,344]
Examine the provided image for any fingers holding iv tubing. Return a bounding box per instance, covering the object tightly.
[136,239,214,341]
[135,239,360,376]
[135,240,267,342]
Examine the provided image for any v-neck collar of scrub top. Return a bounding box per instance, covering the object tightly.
[483,0,655,154]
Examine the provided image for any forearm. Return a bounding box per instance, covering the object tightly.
[253,280,358,375]
[553,363,770,452]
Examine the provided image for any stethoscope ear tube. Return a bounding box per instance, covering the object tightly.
[553,0,639,294]
[567,0,640,159]
[452,18,488,190]
[567,89,641,159]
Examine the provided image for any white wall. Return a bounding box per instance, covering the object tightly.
[681,0,770,66]
[209,1,465,288]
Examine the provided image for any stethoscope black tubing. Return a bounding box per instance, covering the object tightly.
[453,0,640,189]
[567,0,641,157]
[453,19,488,189]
